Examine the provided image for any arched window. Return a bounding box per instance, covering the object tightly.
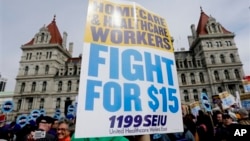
[39,98,44,109]
[230,54,235,62]
[234,69,240,79]
[35,65,39,75]
[45,65,49,74]
[28,98,33,110]
[202,88,207,94]
[220,54,225,63]
[210,55,215,64]
[218,87,223,93]
[181,74,186,85]
[31,82,36,92]
[67,81,72,92]
[193,89,198,101]
[199,72,205,83]
[58,81,62,92]
[42,81,47,92]
[24,66,29,75]
[17,99,22,111]
[56,98,61,109]
[184,90,189,102]
[190,73,196,84]
[224,70,230,79]
[214,71,220,81]
[20,82,25,93]
[76,80,79,91]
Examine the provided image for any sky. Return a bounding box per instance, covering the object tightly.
[1,0,250,92]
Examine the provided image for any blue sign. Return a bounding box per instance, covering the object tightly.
[30,110,41,120]
[1,100,14,113]
[53,114,60,120]
[201,93,211,112]
[16,115,28,128]
[66,112,75,120]
[40,109,46,116]
[55,109,61,115]
[67,105,75,113]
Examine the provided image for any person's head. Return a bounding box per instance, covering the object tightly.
[216,112,223,123]
[238,108,249,119]
[222,113,233,126]
[57,119,74,139]
[52,119,59,129]
[36,116,54,132]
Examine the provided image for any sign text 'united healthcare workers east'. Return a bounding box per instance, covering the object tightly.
[75,0,183,138]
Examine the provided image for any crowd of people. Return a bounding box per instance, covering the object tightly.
[0,106,250,141]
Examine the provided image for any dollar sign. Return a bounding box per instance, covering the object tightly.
[148,85,159,112]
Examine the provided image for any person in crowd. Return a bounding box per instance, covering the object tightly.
[196,110,214,141]
[214,112,241,141]
[57,119,75,141]
[0,114,8,140]
[26,115,56,141]
[48,118,59,137]
[237,108,250,125]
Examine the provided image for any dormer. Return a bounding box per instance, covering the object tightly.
[205,16,223,34]
[33,26,52,44]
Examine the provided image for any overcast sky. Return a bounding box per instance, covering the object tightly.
[1,0,250,91]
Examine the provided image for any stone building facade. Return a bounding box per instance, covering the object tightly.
[12,10,246,117]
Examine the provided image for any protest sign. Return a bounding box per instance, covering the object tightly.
[1,100,14,113]
[218,91,235,109]
[75,0,182,137]
[189,102,201,117]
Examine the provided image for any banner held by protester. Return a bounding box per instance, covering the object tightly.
[75,0,182,138]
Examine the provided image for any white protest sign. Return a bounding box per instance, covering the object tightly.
[75,0,183,138]
[189,102,201,117]
[219,91,235,109]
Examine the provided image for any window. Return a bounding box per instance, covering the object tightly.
[206,42,212,47]
[28,98,33,110]
[184,90,189,102]
[58,81,62,92]
[190,73,196,84]
[29,53,32,60]
[179,61,183,68]
[24,66,29,75]
[224,70,230,80]
[31,82,36,92]
[197,60,201,67]
[56,98,61,109]
[218,87,223,93]
[210,55,215,64]
[45,65,49,74]
[234,69,240,79]
[17,99,22,111]
[226,41,232,46]
[181,74,186,85]
[214,71,220,81]
[216,41,222,47]
[35,65,39,75]
[230,54,235,62]
[49,52,52,58]
[39,98,44,109]
[193,89,198,101]
[202,88,207,94]
[199,72,205,83]
[20,82,25,93]
[220,54,225,63]
[42,81,47,92]
[67,81,72,92]
[76,80,79,91]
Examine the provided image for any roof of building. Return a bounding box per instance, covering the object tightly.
[24,15,63,46]
[66,57,81,64]
[196,8,231,35]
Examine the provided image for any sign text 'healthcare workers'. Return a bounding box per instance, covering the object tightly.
[75,0,182,138]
